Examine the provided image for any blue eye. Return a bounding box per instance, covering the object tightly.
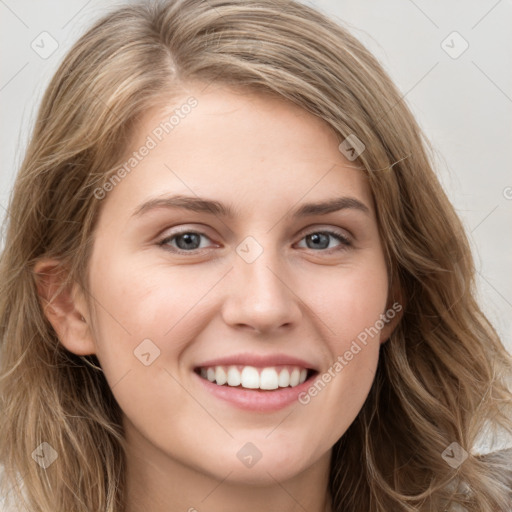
[159,231,212,252]
[296,231,352,251]
[158,229,352,254]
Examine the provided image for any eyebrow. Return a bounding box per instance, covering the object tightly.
[131,194,370,219]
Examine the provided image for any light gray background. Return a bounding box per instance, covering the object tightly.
[1,0,511,359]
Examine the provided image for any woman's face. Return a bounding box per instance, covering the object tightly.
[72,83,392,483]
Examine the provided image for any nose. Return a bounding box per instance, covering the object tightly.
[221,244,302,335]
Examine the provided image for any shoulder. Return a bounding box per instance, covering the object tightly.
[474,447,512,478]
[474,447,512,505]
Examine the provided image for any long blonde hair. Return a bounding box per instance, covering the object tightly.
[1,0,511,510]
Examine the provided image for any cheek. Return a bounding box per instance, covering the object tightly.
[297,308,383,452]
[89,251,209,339]
[293,259,387,442]
[301,258,389,349]
[85,255,212,437]
[298,346,380,455]
[86,251,220,387]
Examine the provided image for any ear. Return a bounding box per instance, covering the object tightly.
[33,259,96,356]
[379,279,405,345]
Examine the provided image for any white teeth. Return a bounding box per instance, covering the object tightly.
[278,368,290,387]
[215,366,227,385]
[198,365,311,390]
[260,368,279,390]
[240,366,260,389]
[227,366,241,387]
[289,368,300,387]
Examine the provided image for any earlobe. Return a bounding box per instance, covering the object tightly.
[379,308,402,345]
[379,284,405,345]
[33,259,96,356]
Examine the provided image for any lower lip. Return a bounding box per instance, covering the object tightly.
[193,371,316,412]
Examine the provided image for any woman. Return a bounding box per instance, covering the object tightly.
[0,0,511,510]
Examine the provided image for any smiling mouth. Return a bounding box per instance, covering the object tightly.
[194,365,318,391]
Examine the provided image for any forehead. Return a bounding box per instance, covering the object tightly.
[100,83,373,222]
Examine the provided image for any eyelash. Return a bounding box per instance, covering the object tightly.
[157,228,352,254]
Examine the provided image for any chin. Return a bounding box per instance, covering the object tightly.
[198,445,318,485]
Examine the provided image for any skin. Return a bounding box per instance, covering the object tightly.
[35,82,399,512]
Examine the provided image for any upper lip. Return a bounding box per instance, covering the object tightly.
[195,353,319,371]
